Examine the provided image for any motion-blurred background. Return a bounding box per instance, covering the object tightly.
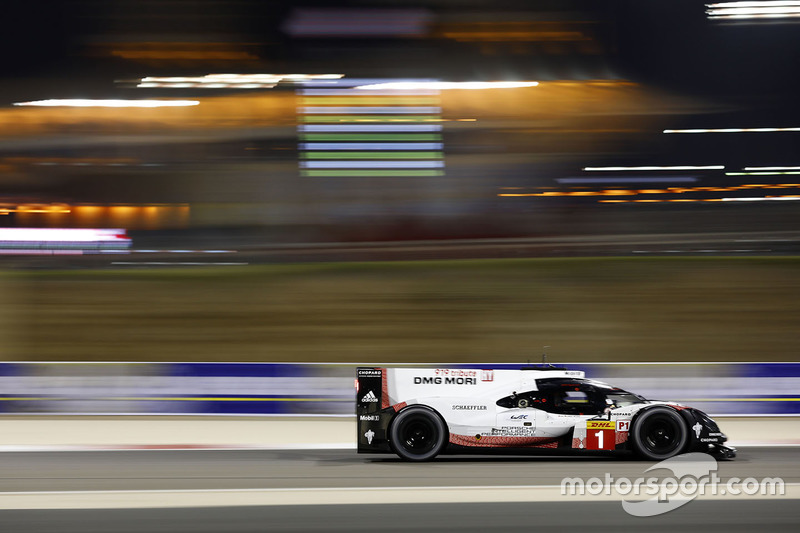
[0,0,798,365]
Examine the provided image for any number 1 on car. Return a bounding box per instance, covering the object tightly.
[586,429,615,450]
[585,420,616,450]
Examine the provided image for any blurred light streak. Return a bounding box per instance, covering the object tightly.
[300,97,440,105]
[300,116,439,123]
[299,107,441,114]
[734,184,797,188]
[300,125,442,132]
[299,89,441,96]
[12,206,71,214]
[558,177,698,184]
[10,204,194,230]
[727,171,800,175]
[301,143,443,150]
[598,195,800,203]
[722,196,800,201]
[14,99,199,108]
[602,190,638,195]
[137,73,343,89]
[300,78,437,88]
[498,183,799,198]
[280,75,344,80]
[301,152,442,159]
[0,228,131,250]
[300,161,444,169]
[744,166,800,170]
[706,1,800,19]
[583,166,724,171]
[300,134,441,141]
[354,81,539,90]
[0,250,85,256]
[302,170,443,177]
[664,127,800,133]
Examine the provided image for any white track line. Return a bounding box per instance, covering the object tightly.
[0,484,798,510]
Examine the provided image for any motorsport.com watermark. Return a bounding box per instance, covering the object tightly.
[560,453,785,517]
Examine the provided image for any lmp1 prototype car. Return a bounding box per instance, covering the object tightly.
[356,366,736,461]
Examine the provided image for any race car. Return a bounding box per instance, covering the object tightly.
[356,366,736,461]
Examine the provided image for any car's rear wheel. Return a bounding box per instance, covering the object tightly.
[631,407,689,460]
[389,406,448,461]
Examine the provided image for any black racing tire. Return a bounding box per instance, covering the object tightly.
[631,407,690,461]
[389,406,448,461]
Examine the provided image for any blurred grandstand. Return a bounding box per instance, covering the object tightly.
[0,0,798,251]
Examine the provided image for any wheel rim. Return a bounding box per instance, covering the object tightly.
[401,417,437,453]
[642,415,681,455]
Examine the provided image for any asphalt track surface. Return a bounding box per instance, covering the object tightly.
[1,447,798,492]
[0,447,798,532]
[1,501,797,533]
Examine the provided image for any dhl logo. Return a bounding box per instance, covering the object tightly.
[586,420,615,430]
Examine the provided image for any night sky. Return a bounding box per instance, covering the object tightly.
[2,0,798,104]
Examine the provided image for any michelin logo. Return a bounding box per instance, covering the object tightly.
[361,390,378,403]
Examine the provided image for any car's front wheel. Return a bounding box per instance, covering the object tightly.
[389,406,448,461]
[631,407,689,460]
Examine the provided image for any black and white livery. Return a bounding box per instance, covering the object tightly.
[356,366,736,461]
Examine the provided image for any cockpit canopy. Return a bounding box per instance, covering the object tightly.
[496,378,647,415]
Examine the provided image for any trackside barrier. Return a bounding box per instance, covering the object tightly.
[0,362,798,417]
